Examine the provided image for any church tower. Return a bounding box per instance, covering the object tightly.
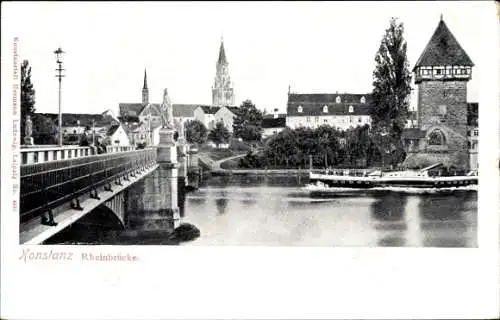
[142,69,149,105]
[212,38,235,106]
[412,17,474,169]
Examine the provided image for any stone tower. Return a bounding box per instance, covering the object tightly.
[212,38,235,106]
[411,17,474,169]
[142,69,149,105]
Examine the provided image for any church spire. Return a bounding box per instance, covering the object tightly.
[142,69,149,105]
[218,38,227,65]
[212,37,234,106]
[143,69,148,90]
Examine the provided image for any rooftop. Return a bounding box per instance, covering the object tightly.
[287,93,372,116]
[413,19,474,70]
[262,117,286,128]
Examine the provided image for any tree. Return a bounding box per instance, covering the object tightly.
[185,119,208,146]
[370,17,412,142]
[31,114,57,145]
[232,100,263,143]
[21,60,36,141]
[208,121,231,149]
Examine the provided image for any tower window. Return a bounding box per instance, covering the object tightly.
[297,105,303,113]
[360,96,366,104]
[427,129,446,146]
[348,105,354,113]
[323,105,328,113]
[439,105,447,122]
[336,96,341,103]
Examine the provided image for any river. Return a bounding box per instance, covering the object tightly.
[45,174,477,247]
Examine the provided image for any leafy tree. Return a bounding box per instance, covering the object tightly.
[185,120,208,146]
[21,60,36,141]
[370,17,412,143]
[31,114,57,145]
[208,121,231,149]
[232,100,263,143]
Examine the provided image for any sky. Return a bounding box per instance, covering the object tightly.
[2,1,495,115]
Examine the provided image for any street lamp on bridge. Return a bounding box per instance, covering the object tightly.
[54,47,65,147]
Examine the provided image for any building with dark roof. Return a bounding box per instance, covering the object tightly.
[286,92,372,130]
[104,123,130,146]
[402,17,476,170]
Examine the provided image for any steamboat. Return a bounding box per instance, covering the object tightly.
[308,163,478,190]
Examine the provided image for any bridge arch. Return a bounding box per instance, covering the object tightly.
[100,191,127,228]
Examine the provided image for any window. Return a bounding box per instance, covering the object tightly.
[360,96,366,104]
[436,69,442,75]
[336,96,341,103]
[358,117,362,123]
[473,129,478,136]
[349,105,354,113]
[427,129,446,145]
[323,105,328,113]
[297,105,303,113]
[315,116,319,122]
[324,119,328,123]
[439,105,447,121]
[306,117,311,122]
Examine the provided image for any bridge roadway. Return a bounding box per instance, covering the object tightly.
[19,148,158,244]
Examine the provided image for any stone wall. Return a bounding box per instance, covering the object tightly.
[416,80,470,169]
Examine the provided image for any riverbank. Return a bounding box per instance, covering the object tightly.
[211,168,324,176]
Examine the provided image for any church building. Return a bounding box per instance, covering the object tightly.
[212,37,235,106]
[403,17,477,170]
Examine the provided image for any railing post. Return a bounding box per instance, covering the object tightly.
[103,157,113,192]
[89,165,100,200]
[40,186,58,226]
[115,155,123,186]
[67,161,84,211]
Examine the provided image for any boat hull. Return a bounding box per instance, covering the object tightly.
[309,177,376,189]
[309,174,478,189]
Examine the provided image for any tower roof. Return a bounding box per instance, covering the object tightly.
[413,18,474,71]
[143,69,148,89]
[217,40,227,65]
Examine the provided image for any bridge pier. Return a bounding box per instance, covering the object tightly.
[127,127,181,231]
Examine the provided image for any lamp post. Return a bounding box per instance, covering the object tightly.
[54,47,65,147]
[92,119,96,145]
[148,114,152,146]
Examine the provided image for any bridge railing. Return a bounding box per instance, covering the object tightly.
[20,145,137,165]
[20,148,157,223]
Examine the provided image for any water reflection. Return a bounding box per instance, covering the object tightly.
[215,191,229,215]
[370,195,408,246]
[418,193,476,247]
[46,173,477,247]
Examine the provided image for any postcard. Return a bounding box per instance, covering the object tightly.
[1,1,499,319]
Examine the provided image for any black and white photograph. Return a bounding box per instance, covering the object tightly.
[1,1,498,319]
[15,2,481,247]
